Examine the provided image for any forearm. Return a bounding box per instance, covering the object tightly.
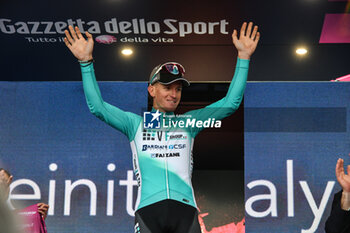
[224,57,250,109]
[80,63,106,118]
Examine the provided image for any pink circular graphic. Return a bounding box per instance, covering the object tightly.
[95,35,117,44]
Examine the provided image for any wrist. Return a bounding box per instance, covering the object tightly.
[238,52,250,60]
[341,190,350,210]
[79,55,93,62]
[78,57,94,64]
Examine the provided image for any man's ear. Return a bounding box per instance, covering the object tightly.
[148,85,155,98]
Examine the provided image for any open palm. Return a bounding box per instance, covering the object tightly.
[232,22,260,60]
[64,25,94,61]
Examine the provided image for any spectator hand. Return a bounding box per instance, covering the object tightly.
[37,203,49,220]
[335,158,350,210]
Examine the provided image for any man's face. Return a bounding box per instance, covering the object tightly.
[0,170,12,201]
[148,81,182,113]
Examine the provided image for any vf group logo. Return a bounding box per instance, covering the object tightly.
[143,110,161,129]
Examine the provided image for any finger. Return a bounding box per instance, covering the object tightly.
[85,31,94,44]
[37,203,48,208]
[336,158,344,177]
[75,26,83,39]
[38,209,46,216]
[64,29,74,44]
[38,210,47,219]
[240,22,247,38]
[64,37,71,47]
[37,203,44,209]
[254,31,261,43]
[38,205,49,210]
[68,25,78,40]
[246,22,253,38]
[347,165,350,175]
[232,29,238,44]
[251,25,258,40]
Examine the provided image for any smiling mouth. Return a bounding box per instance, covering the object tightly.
[167,100,177,104]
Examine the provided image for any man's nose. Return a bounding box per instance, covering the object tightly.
[170,88,177,98]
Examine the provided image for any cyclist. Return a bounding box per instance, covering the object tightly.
[64,21,260,233]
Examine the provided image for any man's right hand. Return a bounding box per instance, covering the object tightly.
[64,25,94,62]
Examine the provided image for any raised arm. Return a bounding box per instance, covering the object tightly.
[187,22,260,137]
[64,26,103,101]
[64,26,141,141]
[227,21,259,91]
[221,21,260,110]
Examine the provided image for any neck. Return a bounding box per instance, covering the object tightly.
[152,107,174,114]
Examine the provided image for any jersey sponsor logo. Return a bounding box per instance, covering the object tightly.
[142,130,163,141]
[143,130,189,142]
[167,134,188,140]
[142,144,186,151]
[168,144,186,149]
[151,152,180,158]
